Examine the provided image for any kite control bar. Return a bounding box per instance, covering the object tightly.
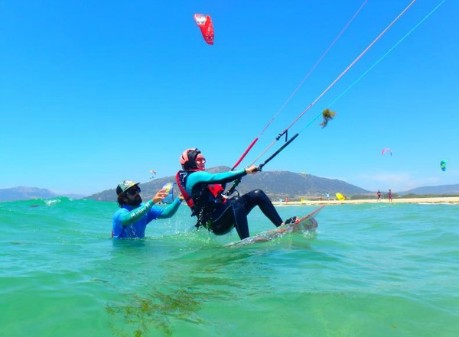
[258,133,299,171]
[225,133,299,197]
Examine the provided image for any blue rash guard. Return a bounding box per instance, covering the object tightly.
[112,198,182,239]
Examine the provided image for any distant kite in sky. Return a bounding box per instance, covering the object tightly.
[149,169,157,180]
[193,14,214,45]
[440,160,446,172]
[381,148,392,156]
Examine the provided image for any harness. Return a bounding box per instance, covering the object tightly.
[175,170,226,229]
[175,171,196,209]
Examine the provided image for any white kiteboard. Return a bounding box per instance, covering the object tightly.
[226,205,324,247]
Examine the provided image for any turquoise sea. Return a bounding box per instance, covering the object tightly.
[1,198,458,337]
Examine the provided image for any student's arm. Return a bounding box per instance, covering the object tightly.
[186,169,247,192]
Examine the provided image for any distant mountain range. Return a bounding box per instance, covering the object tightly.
[399,184,459,196]
[0,186,57,202]
[87,167,371,202]
[86,167,459,202]
[1,169,458,202]
[0,186,83,202]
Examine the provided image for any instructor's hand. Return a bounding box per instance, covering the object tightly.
[245,165,259,174]
[152,187,168,204]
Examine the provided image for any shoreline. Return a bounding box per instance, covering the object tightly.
[273,196,459,206]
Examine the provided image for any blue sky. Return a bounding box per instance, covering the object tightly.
[1,0,458,195]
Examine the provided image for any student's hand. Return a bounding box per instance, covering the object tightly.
[245,165,259,174]
[152,187,168,203]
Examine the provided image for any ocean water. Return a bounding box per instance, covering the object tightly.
[1,198,458,337]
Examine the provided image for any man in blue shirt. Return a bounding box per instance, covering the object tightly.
[112,180,182,239]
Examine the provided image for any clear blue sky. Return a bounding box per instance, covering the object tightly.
[1,0,458,195]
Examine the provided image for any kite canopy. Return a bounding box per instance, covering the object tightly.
[381,148,392,156]
[440,160,446,172]
[336,192,345,201]
[193,14,214,45]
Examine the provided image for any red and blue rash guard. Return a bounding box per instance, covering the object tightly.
[112,198,181,239]
[177,168,283,239]
[177,169,247,226]
[184,169,247,195]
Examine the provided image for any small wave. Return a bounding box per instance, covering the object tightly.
[44,198,62,206]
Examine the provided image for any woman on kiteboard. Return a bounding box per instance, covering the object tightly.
[176,148,296,240]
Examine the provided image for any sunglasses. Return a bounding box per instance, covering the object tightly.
[126,187,141,196]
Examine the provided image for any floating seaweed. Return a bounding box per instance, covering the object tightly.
[320,108,336,128]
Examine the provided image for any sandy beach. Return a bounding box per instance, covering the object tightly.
[274,196,459,206]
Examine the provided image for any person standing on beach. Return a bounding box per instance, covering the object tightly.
[377,190,381,201]
[112,180,183,239]
[175,148,297,240]
[388,189,393,203]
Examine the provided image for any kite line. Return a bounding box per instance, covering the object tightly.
[230,0,368,170]
[325,0,448,110]
[249,0,418,167]
[296,0,447,136]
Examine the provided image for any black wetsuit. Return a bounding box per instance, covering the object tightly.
[177,169,283,239]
